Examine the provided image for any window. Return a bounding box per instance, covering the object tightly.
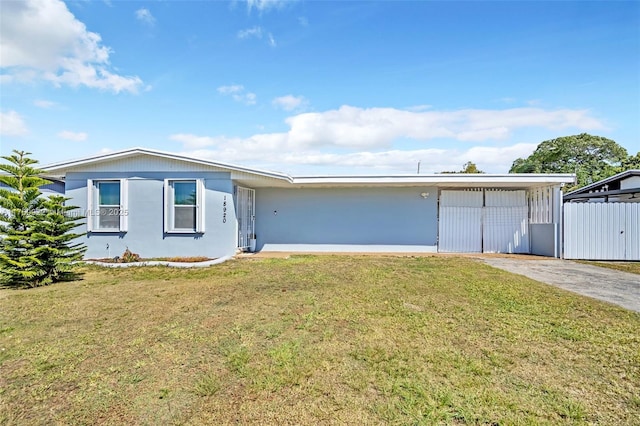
[97,182,120,229]
[87,179,128,232]
[164,179,205,233]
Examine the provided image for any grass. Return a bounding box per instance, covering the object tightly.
[577,260,640,275]
[1,255,638,425]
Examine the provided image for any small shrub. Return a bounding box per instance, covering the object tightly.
[121,248,141,263]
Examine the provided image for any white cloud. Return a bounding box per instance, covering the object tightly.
[238,26,263,39]
[244,92,257,105]
[57,130,88,141]
[0,0,143,93]
[135,8,156,26]
[282,106,604,149]
[405,105,432,112]
[34,99,57,109]
[272,95,307,111]
[170,105,605,174]
[217,84,244,95]
[245,0,290,12]
[217,84,257,105]
[237,26,276,47]
[0,111,28,136]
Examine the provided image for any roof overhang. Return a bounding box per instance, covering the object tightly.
[564,187,640,201]
[289,174,575,189]
[563,169,640,198]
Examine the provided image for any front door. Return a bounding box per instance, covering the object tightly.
[236,187,255,250]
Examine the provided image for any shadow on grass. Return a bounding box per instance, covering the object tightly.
[0,271,85,290]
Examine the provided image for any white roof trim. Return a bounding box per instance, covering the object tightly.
[41,147,575,187]
[290,174,575,186]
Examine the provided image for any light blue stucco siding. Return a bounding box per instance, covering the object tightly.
[255,187,438,252]
[0,181,65,195]
[41,181,66,195]
[65,172,237,259]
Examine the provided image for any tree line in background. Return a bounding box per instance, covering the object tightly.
[509,133,640,190]
[0,151,86,288]
[448,134,638,190]
[441,161,485,174]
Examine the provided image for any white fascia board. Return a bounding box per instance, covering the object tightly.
[41,147,292,182]
[290,174,576,187]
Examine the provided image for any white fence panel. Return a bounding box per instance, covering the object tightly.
[438,207,482,253]
[564,202,639,260]
[483,190,528,253]
[440,190,483,207]
[485,189,526,207]
[439,190,483,253]
[483,206,529,253]
[439,189,531,254]
[626,203,640,260]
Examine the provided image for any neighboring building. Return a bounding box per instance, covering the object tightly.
[40,148,574,259]
[563,170,640,260]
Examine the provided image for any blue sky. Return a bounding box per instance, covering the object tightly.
[1,0,638,175]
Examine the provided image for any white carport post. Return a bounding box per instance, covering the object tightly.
[553,185,564,258]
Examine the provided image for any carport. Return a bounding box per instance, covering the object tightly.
[436,177,567,257]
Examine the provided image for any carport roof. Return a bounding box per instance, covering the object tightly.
[289,174,575,188]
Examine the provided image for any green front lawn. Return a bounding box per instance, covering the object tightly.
[1,256,638,424]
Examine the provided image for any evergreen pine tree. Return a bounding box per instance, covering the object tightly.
[30,195,87,284]
[0,150,86,287]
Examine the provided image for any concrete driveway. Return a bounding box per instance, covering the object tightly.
[481,258,640,313]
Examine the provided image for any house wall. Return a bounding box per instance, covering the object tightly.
[529,223,557,257]
[0,181,65,218]
[0,181,65,195]
[41,181,66,195]
[65,172,238,259]
[254,186,438,252]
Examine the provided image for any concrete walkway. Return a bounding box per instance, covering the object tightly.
[482,258,640,313]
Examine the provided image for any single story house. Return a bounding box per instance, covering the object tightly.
[39,148,575,260]
[563,169,640,260]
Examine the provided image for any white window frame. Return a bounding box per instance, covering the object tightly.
[164,179,205,233]
[87,179,128,232]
